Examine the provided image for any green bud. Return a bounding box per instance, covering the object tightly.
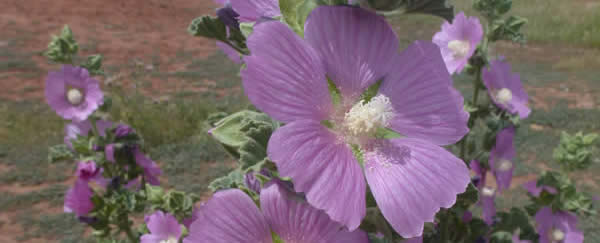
[80,54,105,76]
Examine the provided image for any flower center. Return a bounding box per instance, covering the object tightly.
[496,88,513,104]
[482,186,495,197]
[551,228,565,242]
[159,236,178,243]
[497,159,513,172]
[67,88,84,105]
[343,94,395,137]
[448,40,471,59]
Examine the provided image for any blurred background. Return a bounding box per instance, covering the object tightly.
[0,0,598,242]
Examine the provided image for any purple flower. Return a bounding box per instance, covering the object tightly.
[523,180,557,197]
[480,186,496,226]
[184,182,368,243]
[75,161,109,187]
[482,59,531,119]
[489,126,515,193]
[216,4,240,30]
[45,65,103,121]
[64,120,113,149]
[244,171,262,194]
[534,207,584,243]
[432,12,483,74]
[105,144,115,162]
[134,147,162,186]
[115,124,134,138]
[141,211,182,243]
[64,179,94,217]
[462,211,473,223]
[241,6,469,237]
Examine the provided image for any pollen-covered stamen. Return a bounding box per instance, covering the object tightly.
[160,237,178,243]
[482,187,495,197]
[550,228,565,242]
[344,94,395,137]
[67,88,84,105]
[496,159,513,172]
[448,39,471,59]
[496,88,513,104]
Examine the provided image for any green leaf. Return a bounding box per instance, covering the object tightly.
[208,169,245,192]
[362,0,455,21]
[279,0,318,36]
[188,15,228,41]
[80,54,104,76]
[44,25,79,64]
[47,144,74,163]
[490,208,537,242]
[473,0,513,20]
[489,16,527,43]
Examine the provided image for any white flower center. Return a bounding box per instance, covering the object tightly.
[497,159,513,172]
[67,88,84,105]
[482,187,495,197]
[344,94,395,137]
[448,40,471,59]
[159,236,178,243]
[551,229,565,242]
[496,88,513,104]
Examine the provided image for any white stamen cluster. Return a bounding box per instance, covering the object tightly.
[496,88,513,104]
[447,40,471,59]
[344,94,395,137]
[497,159,513,172]
[482,187,495,197]
[160,237,178,243]
[551,229,565,242]
[67,88,84,105]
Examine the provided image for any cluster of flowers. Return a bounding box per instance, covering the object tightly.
[43,0,592,242]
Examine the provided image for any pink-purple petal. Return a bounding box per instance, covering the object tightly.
[230,0,280,22]
[481,189,496,225]
[184,189,271,243]
[379,41,469,146]
[46,65,103,121]
[142,211,182,243]
[304,6,399,99]
[64,179,94,217]
[260,182,368,243]
[535,207,584,243]
[267,120,366,230]
[242,21,332,123]
[363,138,470,238]
[216,41,242,64]
[489,126,515,193]
[522,180,557,197]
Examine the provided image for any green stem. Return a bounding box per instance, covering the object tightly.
[90,117,100,139]
[459,66,484,161]
[223,39,250,56]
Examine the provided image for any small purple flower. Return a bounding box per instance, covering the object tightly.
[462,211,473,223]
[523,180,557,197]
[134,147,162,186]
[184,182,368,243]
[45,65,103,121]
[64,179,94,217]
[480,186,496,225]
[244,171,262,194]
[535,207,584,243]
[64,120,113,149]
[115,124,134,138]
[141,211,182,243]
[105,144,115,162]
[216,4,240,30]
[242,6,470,237]
[482,59,531,119]
[489,126,515,193]
[75,161,108,187]
[432,12,483,74]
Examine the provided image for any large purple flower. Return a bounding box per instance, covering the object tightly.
[64,179,94,217]
[134,147,162,186]
[64,120,113,149]
[432,12,483,74]
[141,211,182,243]
[534,207,583,243]
[489,126,515,193]
[184,182,368,243]
[45,65,103,121]
[482,59,531,119]
[242,6,470,237]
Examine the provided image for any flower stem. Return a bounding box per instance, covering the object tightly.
[459,67,483,161]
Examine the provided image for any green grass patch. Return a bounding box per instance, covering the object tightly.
[16,211,92,243]
[0,184,67,210]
